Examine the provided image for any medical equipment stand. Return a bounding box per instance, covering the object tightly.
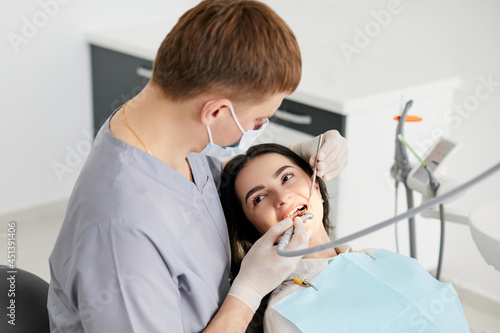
[390,100,418,259]
[391,100,460,280]
[403,136,459,279]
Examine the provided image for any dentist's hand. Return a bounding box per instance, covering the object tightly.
[290,130,348,181]
[228,217,311,312]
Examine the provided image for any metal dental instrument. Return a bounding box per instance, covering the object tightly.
[277,134,323,252]
[308,134,323,207]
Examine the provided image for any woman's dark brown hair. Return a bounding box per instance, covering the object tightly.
[220,143,331,275]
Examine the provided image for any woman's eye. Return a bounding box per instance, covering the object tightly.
[282,173,293,183]
[253,195,264,206]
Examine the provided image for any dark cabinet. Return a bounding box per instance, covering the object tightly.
[90,45,153,135]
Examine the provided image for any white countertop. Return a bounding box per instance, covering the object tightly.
[85,23,460,115]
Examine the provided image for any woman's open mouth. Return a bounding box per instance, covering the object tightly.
[283,204,308,221]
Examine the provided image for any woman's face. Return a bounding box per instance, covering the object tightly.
[234,153,324,237]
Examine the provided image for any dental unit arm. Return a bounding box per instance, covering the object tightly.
[406,138,467,224]
[390,100,463,279]
[389,99,457,278]
[397,132,460,279]
[390,100,421,260]
[390,100,413,185]
[397,137,500,272]
[277,99,500,277]
[398,134,442,196]
[277,213,314,251]
[277,160,500,260]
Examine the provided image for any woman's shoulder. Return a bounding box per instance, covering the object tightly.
[338,245,377,255]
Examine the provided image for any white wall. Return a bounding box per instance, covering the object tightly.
[1,0,499,299]
[0,0,200,214]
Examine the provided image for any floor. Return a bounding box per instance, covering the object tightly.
[1,200,499,332]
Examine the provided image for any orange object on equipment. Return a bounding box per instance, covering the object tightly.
[394,115,423,122]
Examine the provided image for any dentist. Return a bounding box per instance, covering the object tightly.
[48,1,348,332]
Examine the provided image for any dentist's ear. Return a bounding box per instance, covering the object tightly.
[200,99,230,126]
[200,100,220,126]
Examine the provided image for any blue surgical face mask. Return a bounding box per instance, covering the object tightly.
[200,99,269,158]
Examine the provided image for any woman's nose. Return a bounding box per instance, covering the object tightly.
[275,191,292,207]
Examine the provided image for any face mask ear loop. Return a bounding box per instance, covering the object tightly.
[206,125,214,144]
[203,99,246,135]
[225,100,246,134]
[202,100,217,145]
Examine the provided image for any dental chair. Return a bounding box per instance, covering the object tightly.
[0,265,50,333]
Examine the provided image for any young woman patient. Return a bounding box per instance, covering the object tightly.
[221,143,355,331]
[220,143,469,333]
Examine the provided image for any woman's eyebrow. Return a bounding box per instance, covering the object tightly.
[273,165,292,179]
[245,185,264,204]
[244,165,292,204]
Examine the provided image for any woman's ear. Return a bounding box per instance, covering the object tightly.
[314,179,324,202]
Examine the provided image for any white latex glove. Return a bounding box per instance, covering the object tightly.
[290,130,348,181]
[228,217,311,312]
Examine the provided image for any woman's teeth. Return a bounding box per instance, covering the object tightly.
[286,205,308,219]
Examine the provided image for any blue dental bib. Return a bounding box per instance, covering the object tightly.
[273,249,469,332]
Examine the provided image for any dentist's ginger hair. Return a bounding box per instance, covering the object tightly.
[152,0,301,103]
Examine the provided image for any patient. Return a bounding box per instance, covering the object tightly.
[221,143,470,333]
[221,143,355,331]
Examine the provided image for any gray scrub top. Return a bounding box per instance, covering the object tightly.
[48,114,231,332]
